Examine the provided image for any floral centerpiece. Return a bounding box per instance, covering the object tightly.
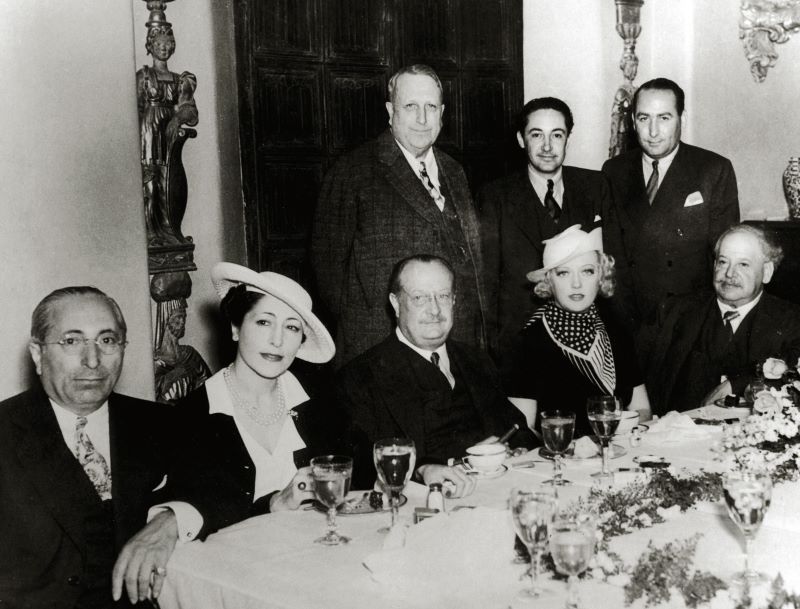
[721,357,800,481]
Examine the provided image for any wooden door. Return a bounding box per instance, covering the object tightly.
[233,0,523,281]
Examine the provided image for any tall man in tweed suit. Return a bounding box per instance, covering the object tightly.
[312,64,486,366]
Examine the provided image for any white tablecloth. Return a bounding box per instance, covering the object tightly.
[158,429,800,609]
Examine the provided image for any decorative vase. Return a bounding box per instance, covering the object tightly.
[783,157,800,220]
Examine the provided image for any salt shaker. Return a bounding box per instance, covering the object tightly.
[629,425,643,448]
[427,483,445,512]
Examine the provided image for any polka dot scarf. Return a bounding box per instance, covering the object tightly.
[529,301,616,395]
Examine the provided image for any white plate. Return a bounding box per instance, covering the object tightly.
[464,464,508,479]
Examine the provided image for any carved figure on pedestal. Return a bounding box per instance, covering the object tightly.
[137,8,198,246]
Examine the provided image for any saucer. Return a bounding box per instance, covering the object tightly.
[464,464,508,479]
[539,443,626,461]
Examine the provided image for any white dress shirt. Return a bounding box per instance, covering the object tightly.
[528,166,564,208]
[717,291,763,334]
[396,327,455,388]
[51,400,111,467]
[396,142,444,211]
[642,144,679,190]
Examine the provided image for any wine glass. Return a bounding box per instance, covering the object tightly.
[310,455,353,545]
[550,513,597,609]
[373,438,416,532]
[722,469,772,584]
[509,487,557,599]
[587,396,621,484]
[541,410,576,487]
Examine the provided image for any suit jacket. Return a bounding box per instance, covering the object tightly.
[602,142,739,333]
[479,166,607,360]
[312,129,487,366]
[336,334,536,488]
[170,380,349,538]
[0,386,173,609]
[648,292,800,416]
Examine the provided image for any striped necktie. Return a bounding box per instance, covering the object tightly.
[723,309,740,339]
[646,160,659,204]
[419,161,446,211]
[75,416,112,500]
[544,179,561,222]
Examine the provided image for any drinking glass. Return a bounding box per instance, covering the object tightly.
[587,396,621,483]
[373,438,416,532]
[541,410,576,486]
[509,487,557,599]
[550,513,597,609]
[311,455,353,545]
[722,469,772,584]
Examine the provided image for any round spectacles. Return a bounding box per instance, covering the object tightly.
[38,334,127,355]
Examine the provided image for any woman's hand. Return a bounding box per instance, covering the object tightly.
[269,466,315,512]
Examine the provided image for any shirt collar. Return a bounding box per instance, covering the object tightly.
[395,140,438,181]
[207,368,310,417]
[642,143,680,174]
[716,290,763,318]
[49,399,109,423]
[527,166,563,205]
[395,326,447,363]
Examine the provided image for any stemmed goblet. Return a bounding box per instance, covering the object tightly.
[541,410,576,487]
[587,396,622,484]
[310,455,353,545]
[373,437,416,532]
[550,513,597,609]
[509,487,557,599]
[722,469,772,584]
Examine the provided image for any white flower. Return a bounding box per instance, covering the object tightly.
[754,391,781,415]
[763,357,788,379]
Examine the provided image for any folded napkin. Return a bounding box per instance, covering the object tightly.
[644,411,714,444]
[363,507,519,605]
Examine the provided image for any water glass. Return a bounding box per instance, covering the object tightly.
[722,469,772,584]
[541,410,575,486]
[509,487,557,599]
[550,513,597,609]
[587,396,621,484]
[373,438,416,531]
[311,455,353,545]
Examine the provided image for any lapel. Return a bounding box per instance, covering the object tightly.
[507,171,550,250]
[447,341,490,424]
[663,298,716,400]
[619,151,650,229]
[13,385,102,553]
[377,130,443,227]
[651,144,695,212]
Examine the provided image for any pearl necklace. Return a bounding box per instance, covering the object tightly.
[223,365,288,427]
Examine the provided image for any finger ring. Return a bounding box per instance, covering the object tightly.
[154,566,167,576]
[298,481,307,491]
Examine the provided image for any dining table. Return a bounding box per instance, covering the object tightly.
[157,409,800,609]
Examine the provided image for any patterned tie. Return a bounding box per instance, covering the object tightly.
[430,352,440,368]
[544,179,561,222]
[723,309,740,340]
[646,160,660,204]
[75,416,112,501]
[419,161,446,211]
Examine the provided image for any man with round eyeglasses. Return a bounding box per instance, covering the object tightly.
[0,286,175,608]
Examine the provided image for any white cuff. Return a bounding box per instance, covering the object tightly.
[148,502,204,542]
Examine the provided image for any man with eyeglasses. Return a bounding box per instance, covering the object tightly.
[337,255,536,495]
[0,286,175,608]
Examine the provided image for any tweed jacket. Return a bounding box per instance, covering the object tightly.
[336,333,536,488]
[479,166,607,361]
[0,386,173,609]
[647,292,800,416]
[602,142,739,330]
[311,129,487,366]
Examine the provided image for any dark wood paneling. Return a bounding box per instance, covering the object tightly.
[254,67,324,151]
[252,0,321,58]
[259,161,324,240]
[325,0,391,62]
[327,69,389,151]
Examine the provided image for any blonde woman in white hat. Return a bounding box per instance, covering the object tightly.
[171,263,343,535]
[506,225,650,437]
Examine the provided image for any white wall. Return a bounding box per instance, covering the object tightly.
[0,0,154,399]
[523,0,800,220]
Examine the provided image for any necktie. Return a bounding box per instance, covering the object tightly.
[646,160,660,204]
[75,416,112,500]
[419,161,446,211]
[544,179,561,222]
[430,352,440,367]
[723,309,740,339]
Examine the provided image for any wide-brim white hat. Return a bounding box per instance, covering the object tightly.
[526,224,603,284]
[211,262,335,364]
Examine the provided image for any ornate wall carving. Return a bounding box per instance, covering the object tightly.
[740,0,800,82]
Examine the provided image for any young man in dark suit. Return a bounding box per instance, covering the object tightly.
[602,78,740,362]
[0,287,175,608]
[479,97,608,362]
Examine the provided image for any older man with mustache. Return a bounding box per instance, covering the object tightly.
[647,224,800,415]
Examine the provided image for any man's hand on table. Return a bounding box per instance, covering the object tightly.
[112,509,178,603]
[269,466,315,512]
[416,464,476,498]
[702,379,733,407]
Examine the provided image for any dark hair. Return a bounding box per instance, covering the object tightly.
[713,224,784,271]
[387,64,443,105]
[516,97,574,135]
[633,78,685,116]
[31,286,127,342]
[220,284,265,328]
[388,254,456,296]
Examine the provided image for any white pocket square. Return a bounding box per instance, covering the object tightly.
[593,214,601,222]
[152,475,168,492]
[684,192,704,207]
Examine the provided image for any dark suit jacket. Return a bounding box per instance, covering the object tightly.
[479,166,607,360]
[602,143,739,335]
[0,387,173,609]
[648,292,800,416]
[170,374,350,538]
[311,129,486,366]
[335,334,536,488]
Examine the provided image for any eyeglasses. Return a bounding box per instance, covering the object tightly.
[403,289,454,308]
[38,333,127,355]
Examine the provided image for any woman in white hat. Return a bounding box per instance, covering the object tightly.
[506,225,650,437]
[172,263,343,534]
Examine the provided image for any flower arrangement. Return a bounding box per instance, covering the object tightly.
[721,357,800,481]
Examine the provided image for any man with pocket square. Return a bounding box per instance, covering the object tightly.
[602,77,739,364]
[0,286,175,608]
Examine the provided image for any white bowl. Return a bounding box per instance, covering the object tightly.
[617,410,640,435]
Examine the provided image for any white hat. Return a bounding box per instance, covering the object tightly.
[526,225,604,284]
[211,262,335,364]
